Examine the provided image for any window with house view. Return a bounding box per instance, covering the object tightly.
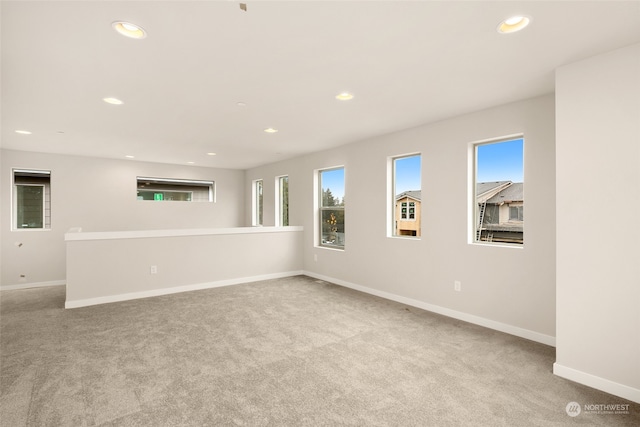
[253,179,263,226]
[13,169,51,230]
[137,177,214,202]
[276,175,289,226]
[474,137,524,245]
[319,167,345,248]
[393,154,421,237]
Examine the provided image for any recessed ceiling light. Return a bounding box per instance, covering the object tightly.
[15,130,32,135]
[112,21,147,39]
[336,92,354,101]
[264,128,278,133]
[103,97,124,105]
[497,16,531,34]
[125,155,135,159]
[187,161,195,164]
[237,102,247,108]
[206,152,217,156]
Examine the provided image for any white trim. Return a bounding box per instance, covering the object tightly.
[553,363,640,404]
[317,166,346,249]
[252,179,264,226]
[65,270,304,309]
[275,175,289,227]
[390,153,421,237]
[1,280,66,291]
[469,134,524,245]
[13,178,49,231]
[65,226,303,242]
[304,271,556,347]
[137,176,212,185]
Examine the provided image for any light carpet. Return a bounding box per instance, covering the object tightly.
[1,275,638,426]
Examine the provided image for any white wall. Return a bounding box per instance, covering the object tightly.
[1,150,245,287]
[65,227,303,308]
[555,43,640,403]
[247,94,557,343]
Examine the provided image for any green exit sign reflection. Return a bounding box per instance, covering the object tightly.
[154,193,163,201]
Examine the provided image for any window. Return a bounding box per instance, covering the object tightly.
[319,167,345,248]
[276,175,289,226]
[392,154,421,237]
[473,137,524,245]
[137,177,214,202]
[253,179,263,226]
[509,205,524,221]
[13,169,51,230]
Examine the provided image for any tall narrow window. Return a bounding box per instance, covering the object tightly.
[13,169,51,230]
[253,179,263,226]
[319,167,345,249]
[474,137,524,245]
[276,175,289,226]
[392,154,421,237]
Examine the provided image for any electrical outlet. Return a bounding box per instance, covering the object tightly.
[454,281,461,292]
[150,265,158,274]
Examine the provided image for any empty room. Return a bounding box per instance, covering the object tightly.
[1,1,639,425]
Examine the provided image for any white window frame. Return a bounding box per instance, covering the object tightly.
[469,134,524,246]
[12,169,51,231]
[316,166,345,250]
[389,153,421,238]
[252,179,263,226]
[275,175,289,227]
[136,177,215,202]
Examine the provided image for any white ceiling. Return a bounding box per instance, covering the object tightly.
[2,1,639,170]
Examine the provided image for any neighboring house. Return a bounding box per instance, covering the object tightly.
[476,181,524,244]
[395,182,524,243]
[395,191,421,236]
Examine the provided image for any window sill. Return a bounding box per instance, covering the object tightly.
[316,245,345,252]
[388,235,421,240]
[471,242,523,249]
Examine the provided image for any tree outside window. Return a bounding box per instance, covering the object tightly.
[319,167,344,248]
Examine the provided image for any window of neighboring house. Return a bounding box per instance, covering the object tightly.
[13,169,51,230]
[137,177,214,202]
[275,175,289,226]
[253,179,263,226]
[473,137,524,245]
[318,167,345,249]
[509,205,524,221]
[392,154,421,237]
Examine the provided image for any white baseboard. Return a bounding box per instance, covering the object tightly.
[554,363,640,404]
[304,271,556,347]
[65,271,304,309]
[0,280,66,291]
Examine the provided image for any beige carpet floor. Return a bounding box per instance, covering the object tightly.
[1,275,638,426]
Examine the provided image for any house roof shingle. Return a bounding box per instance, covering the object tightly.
[486,182,523,203]
[396,190,421,201]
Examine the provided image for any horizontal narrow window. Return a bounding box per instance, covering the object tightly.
[137,177,214,202]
